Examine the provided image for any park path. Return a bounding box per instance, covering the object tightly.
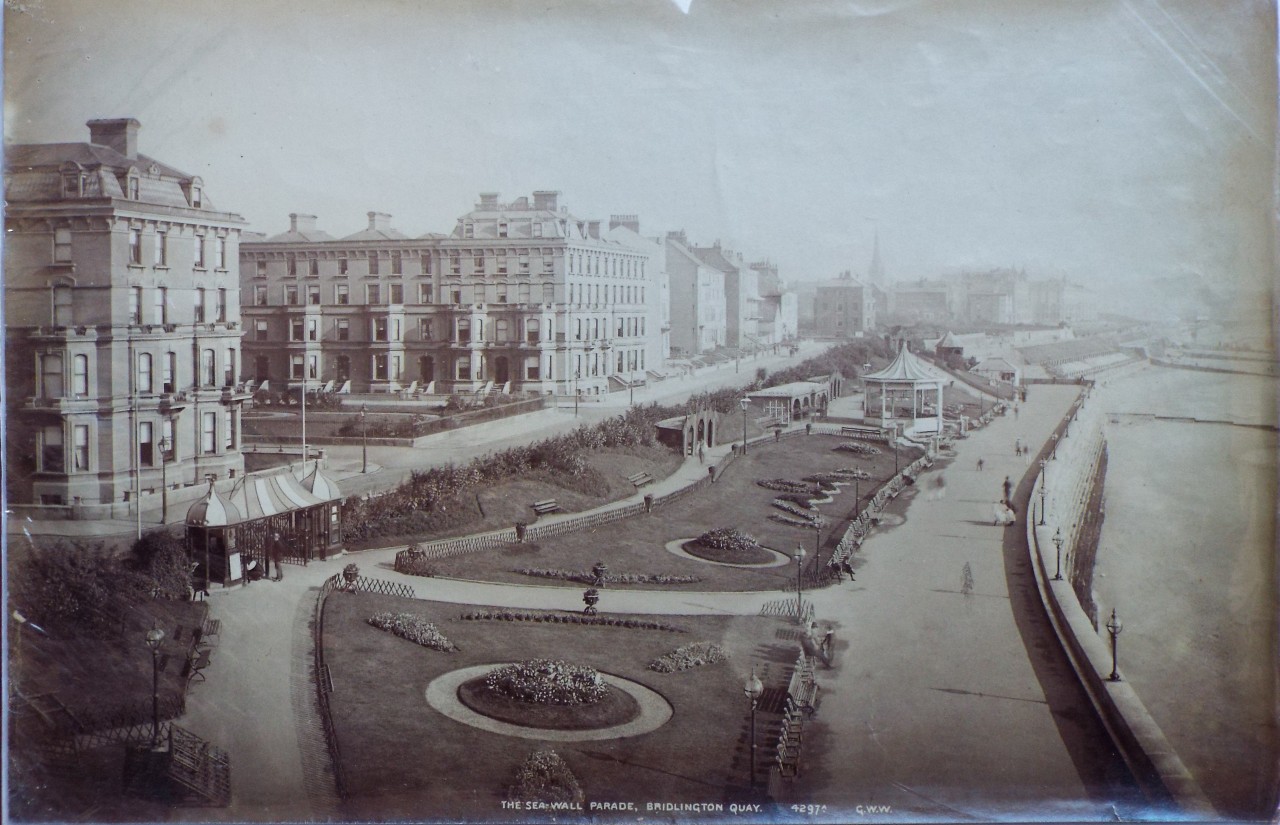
[794,384,1140,820]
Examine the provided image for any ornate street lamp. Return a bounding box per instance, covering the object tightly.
[744,666,763,789]
[360,403,369,474]
[1051,432,1060,460]
[739,396,749,455]
[1038,458,1048,527]
[1106,608,1124,681]
[145,624,166,746]
[794,544,806,622]
[157,436,170,524]
[574,369,582,418]
[1052,527,1064,581]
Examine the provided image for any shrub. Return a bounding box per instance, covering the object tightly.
[508,750,585,806]
[485,659,608,706]
[648,642,729,673]
[395,544,439,577]
[836,442,881,455]
[11,544,151,637]
[130,530,194,600]
[367,611,458,651]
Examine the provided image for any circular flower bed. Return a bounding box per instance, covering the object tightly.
[683,528,775,565]
[485,659,608,706]
[457,661,642,730]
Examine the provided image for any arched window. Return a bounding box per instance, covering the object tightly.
[73,354,88,397]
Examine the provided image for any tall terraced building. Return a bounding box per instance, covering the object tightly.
[5,118,249,514]
[239,191,663,399]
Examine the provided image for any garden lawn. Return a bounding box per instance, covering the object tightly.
[344,446,681,552]
[413,435,922,591]
[324,592,797,821]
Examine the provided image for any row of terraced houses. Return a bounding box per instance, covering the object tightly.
[3,118,799,511]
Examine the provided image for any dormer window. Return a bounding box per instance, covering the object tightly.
[463,222,474,239]
[498,222,509,238]
[532,222,543,237]
[62,174,82,198]
[191,186,202,208]
[127,175,140,200]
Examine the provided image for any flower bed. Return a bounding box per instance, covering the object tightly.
[835,442,882,455]
[515,568,702,586]
[683,528,775,565]
[459,609,686,633]
[772,499,820,523]
[648,642,729,673]
[484,659,608,706]
[770,513,818,528]
[367,611,458,651]
[755,478,813,493]
[508,750,585,805]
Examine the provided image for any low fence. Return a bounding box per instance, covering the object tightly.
[1024,392,1217,817]
[312,573,414,799]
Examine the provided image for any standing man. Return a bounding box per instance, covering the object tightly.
[1002,475,1013,504]
[269,531,285,582]
[697,443,706,465]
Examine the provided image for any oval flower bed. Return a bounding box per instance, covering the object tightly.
[457,659,641,730]
[683,528,775,565]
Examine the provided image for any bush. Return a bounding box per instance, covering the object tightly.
[485,659,607,706]
[835,442,881,456]
[648,642,729,673]
[12,544,151,637]
[130,531,194,600]
[367,611,458,651]
[508,750,585,806]
[395,544,439,577]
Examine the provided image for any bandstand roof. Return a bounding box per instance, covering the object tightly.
[301,465,343,502]
[186,486,243,527]
[863,343,951,386]
[227,469,330,522]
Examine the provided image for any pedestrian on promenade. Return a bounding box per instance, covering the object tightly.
[976,457,985,472]
[1014,437,1022,456]
[842,560,856,581]
[929,473,947,501]
[268,531,285,582]
[1014,404,1020,419]
[821,628,835,666]
[1002,475,1013,502]
[697,443,705,465]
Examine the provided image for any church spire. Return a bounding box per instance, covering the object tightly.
[868,231,885,285]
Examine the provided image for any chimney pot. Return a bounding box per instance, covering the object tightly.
[87,118,141,160]
[532,190,561,211]
[289,213,319,233]
[367,212,393,231]
[587,220,601,239]
[478,192,500,209]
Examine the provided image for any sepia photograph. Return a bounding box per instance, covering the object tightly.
[3,1,1277,822]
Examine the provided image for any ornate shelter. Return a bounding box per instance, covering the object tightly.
[861,343,951,435]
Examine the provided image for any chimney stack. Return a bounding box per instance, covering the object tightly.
[532,190,560,211]
[87,118,141,160]
[367,212,393,231]
[587,220,601,239]
[609,214,640,233]
[478,192,500,210]
[290,213,319,233]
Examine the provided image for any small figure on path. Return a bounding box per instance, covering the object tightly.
[1014,437,1022,456]
[929,473,947,501]
[269,531,285,582]
[1014,404,1020,419]
[821,628,835,665]
[1002,475,1013,502]
[697,443,705,465]
[842,560,856,581]
[976,457,985,472]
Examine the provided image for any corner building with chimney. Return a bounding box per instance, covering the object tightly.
[4,119,249,512]
[239,191,662,398]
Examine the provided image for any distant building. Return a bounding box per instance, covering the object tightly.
[5,118,249,510]
[239,192,662,398]
[691,242,762,349]
[750,260,798,344]
[607,215,670,364]
[886,279,952,324]
[665,232,726,355]
[814,273,875,338]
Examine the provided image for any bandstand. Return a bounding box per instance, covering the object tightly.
[862,343,951,435]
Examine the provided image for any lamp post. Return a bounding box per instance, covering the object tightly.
[739,396,749,455]
[854,476,860,520]
[811,517,823,573]
[744,666,763,790]
[892,423,900,475]
[145,624,165,746]
[1106,608,1124,681]
[360,403,369,474]
[1038,458,1048,527]
[1051,433,1059,460]
[157,436,170,524]
[574,369,581,417]
[1052,527,1064,581]
[794,544,806,622]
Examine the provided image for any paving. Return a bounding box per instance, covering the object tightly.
[792,384,1141,820]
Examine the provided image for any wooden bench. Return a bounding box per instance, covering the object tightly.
[531,499,560,516]
[626,472,654,488]
[787,656,820,717]
[197,618,221,649]
[185,648,212,684]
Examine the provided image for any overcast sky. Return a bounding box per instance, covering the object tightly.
[5,0,1275,308]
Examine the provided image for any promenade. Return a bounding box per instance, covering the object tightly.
[170,382,1135,822]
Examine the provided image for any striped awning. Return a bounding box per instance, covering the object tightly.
[228,469,328,522]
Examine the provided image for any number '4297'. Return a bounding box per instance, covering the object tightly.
[790,804,827,815]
